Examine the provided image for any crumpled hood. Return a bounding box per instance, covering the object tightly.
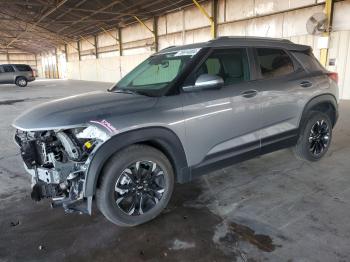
[13,91,158,131]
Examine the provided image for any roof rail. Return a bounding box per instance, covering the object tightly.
[160,45,177,51]
[209,36,292,43]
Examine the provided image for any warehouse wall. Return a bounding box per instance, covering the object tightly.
[0,50,38,75]
[47,0,350,99]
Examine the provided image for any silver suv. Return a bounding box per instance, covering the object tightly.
[0,64,35,87]
[13,37,339,226]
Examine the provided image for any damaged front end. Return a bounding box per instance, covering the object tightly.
[14,125,109,214]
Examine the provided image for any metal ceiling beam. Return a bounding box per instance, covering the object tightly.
[56,0,122,34]
[0,10,74,50]
[59,7,142,16]
[65,0,166,37]
[49,0,88,22]
[0,1,53,7]
[6,0,69,48]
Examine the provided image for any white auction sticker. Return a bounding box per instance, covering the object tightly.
[174,48,201,57]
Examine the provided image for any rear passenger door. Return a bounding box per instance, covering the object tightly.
[0,66,5,84]
[254,48,307,149]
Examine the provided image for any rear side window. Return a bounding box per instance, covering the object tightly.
[292,51,325,72]
[15,65,32,72]
[256,48,294,79]
[3,65,15,73]
[0,66,4,73]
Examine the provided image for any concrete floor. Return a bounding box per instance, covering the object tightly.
[1,79,350,262]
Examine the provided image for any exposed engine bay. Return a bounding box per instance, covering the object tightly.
[14,126,109,214]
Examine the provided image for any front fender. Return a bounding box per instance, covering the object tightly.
[84,127,190,197]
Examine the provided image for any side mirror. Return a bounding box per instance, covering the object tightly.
[183,74,224,92]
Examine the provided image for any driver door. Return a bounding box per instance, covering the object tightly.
[179,48,263,171]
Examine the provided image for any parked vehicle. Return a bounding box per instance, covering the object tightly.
[13,37,339,226]
[0,64,35,87]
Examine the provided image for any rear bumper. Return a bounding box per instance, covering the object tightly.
[27,76,35,82]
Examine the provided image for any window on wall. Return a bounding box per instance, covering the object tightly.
[189,48,250,86]
[256,48,294,79]
[3,65,15,72]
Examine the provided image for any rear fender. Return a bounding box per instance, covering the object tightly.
[299,94,338,130]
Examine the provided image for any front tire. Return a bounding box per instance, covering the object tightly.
[96,145,174,227]
[294,111,332,161]
[15,77,28,87]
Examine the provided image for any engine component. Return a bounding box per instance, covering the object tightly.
[15,127,104,214]
[31,182,60,201]
[19,140,40,168]
[56,131,81,161]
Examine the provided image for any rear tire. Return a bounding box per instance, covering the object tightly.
[96,145,174,227]
[15,77,27,87]
[294,111,332,161]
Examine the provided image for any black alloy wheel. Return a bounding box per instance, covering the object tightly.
[308,120,330,156]
[115,160,165,216]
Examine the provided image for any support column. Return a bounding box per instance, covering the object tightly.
[212,0,218,39]
[118,28,123,56]
[64,44,68,62]
[153,16,159,52]
[192,0,216,39]
[6,49,10,63]
[320,0,334,66]
[55,48,60,79]
[77,40,81,61]
[133,16,158,52]
[94,35,98,59]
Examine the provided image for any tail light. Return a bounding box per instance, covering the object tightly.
[327,72,338,84]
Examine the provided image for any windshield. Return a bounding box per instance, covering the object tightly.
[111,48,201,96]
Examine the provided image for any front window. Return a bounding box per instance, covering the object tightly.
[111,48,201,96]
[185,48,250,86]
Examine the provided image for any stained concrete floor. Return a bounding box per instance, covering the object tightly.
[1,79,350,262]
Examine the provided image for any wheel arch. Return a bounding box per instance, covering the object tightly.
[15,75,27,81]
[299,94,338,130]
[84,126,190,198]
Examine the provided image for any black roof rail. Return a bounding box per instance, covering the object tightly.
[160,45,177,51]
[209,36,292,44]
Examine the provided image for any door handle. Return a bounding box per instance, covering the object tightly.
[300,81,313,88]
[240,89,258,98]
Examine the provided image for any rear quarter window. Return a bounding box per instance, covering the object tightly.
[292,51,325,72]
[15,65,32,72]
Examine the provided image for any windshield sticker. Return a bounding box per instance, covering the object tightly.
[174,48,201,57]
[90,120,118,133]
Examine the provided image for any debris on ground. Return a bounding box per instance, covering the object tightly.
[169,239,196,250]
[10,220,20,227]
